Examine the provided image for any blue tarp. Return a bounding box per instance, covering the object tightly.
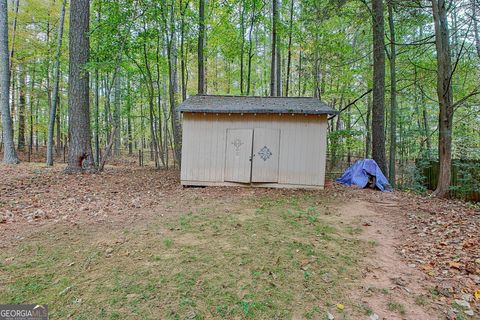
[336,159,392,192]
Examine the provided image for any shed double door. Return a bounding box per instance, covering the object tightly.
[224,128,280,183]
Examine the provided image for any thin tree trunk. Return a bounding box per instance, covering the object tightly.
[432,0,454,198]
[29,63,35,154]
[371,0,387,174]
[473,0,480,58]
[94,0,101,165]
[155,31,165,166]
[246,1,256,96]
[17,65,26,151]
[365,90,372,158]
[126,76,133,156]
[66,0,94,173]
[387,1,397,186]
[8,0,19,73]
[285,0,294,97]
[56,92,61,154]
[166,4,182,166]
[113,72,121,156]
[275,5,281,97]
[180,0,189,101]
[143,40,160,168]
[239,0,245,94]
[297,49,302,95]
[197,0,205,94]
[0,0,18,163]
[46,0,66,166]
[270,0,278,96]
[313,33,321,99]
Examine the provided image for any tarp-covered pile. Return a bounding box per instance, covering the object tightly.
[336,159,392,192]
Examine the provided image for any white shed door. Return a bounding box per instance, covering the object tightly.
[224,129,253,183]
[252,128,280,183]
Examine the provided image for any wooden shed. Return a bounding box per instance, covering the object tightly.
[178,95,337,189]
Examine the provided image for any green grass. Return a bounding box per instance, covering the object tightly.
[387,301,406,315]
[0,193,369,319]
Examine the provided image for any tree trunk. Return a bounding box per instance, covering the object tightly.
[197,0,205,94]
[365,90,372,158]
[155,31,165,166]
[17,66,26,151]
[126,76,133,156]
[29,63,35,154]
[246,1,256,96]
[239,0,245,95]
[113,72,121,157]
[0,0,19,164]
[46,0,66,166]
[166,5,182,166]
[270,0,278,96]
[66,0,94,173]
[275,3,281,97]
[285,0,294,97]
[180,0,189,101]
[473,0,480,58]
[56,92,61,155]
[94,0,101,165]
[432,0,454,198]
[371,0,387,174]
[8,0,19,73]
[387,1,397,187]
[297,49,302,95]
[142,39,160,168]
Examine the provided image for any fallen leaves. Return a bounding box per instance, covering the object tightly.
[345,184,480,315]
[448,261,463,270]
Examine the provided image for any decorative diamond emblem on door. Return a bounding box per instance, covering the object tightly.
[258,146,272,161]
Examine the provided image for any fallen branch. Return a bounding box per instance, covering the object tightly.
[328,89,372,120]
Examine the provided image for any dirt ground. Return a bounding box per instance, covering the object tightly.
[0,163,479,319]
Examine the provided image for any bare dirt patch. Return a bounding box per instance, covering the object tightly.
[351,188,480,319]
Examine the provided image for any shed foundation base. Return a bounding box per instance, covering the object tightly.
[181,180,325,190]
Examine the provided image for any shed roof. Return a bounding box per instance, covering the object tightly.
[177,95,338,115]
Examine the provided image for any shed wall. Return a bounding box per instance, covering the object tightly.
[180,113,328,187]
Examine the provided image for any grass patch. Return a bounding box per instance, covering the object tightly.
[387,301,406,315]
[0,193,369,319]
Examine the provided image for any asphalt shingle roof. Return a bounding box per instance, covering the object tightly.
[177,95,338,115]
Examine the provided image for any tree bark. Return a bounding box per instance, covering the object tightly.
[473,0,480,58]
[246,0,256,96]
[371,0,387,174]
[113,72,121,156]
[0,0,19,164]
[285,0,294,97]
[94,0,101,165]
[166,4,182,166]
[126,77,133,156]
[197,0,205,94]
[239,0,245,95]
[29,63,35,154]
[17,65,26,151]
[66,0,94,173]
[8,0,19,73]
[387,1,397,187]
[270,0,278,96]
[432,0,454,198]
[180,0,189,101]
[365,90,372,159]
[46,0,66,166]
